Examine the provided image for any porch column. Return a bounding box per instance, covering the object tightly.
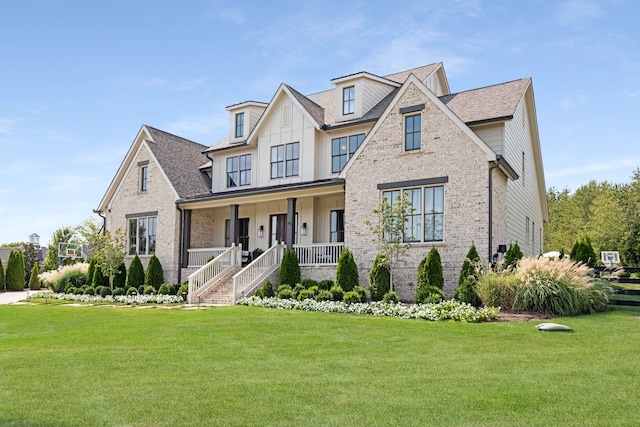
[229,204,240,247]
[181,209,192,268]
[286,197,296,248]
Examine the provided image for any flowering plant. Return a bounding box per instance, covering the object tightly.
[28,291,184,305]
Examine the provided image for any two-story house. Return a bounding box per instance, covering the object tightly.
[96,62,548,303]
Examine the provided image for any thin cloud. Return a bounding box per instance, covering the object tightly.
[547,157,640,178]
[166,112,228,139]
[0,118,20,134]
[555,0,602,29]
[215,8,246,25]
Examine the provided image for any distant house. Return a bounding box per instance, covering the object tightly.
[96,62,548,303]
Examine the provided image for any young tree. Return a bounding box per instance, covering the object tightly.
[94,229,126,291]
[369,253,390,301]
[28,262,40,290]
[127,254,145,289]
[6,250,26,291]
[144,255,164,290]
[365,191,414,291]
[335,247,359,293]
[44,226,78,270]
[278,249,301,287]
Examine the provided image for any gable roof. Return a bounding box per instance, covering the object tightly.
[144,127,211,198]
[97,125,211,212]
[440,78,531,125]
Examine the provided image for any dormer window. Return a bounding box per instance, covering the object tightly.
[343,86,355,115]
[235,113,245,138]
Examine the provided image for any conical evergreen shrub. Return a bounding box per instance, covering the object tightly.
[92,264,109,288]
[278,249,301,287]
[114,262,127,289]
[144,255,164,290]
[6,250,26,291]
[426,247,444,290]
[458,243,481,286]
[335,247,358,292]
[369,253,390,301]
[570,237,597,267]
[86,258,96,286]
[414,249,444,304]
[504,242,523,269]
[29,262,40,290]
[454,243,482,306]
[0,258,5,291]
[126,254,145,289]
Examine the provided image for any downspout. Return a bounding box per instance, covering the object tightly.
[488,157,502,263]
[177,205,184,284]
[92,209,106,236]
[205,152,214,193]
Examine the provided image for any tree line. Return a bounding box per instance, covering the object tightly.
[544,168,640,266]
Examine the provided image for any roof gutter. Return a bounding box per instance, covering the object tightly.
[488,154,517,263]
[92,209,106,236]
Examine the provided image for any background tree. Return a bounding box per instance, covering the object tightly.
[365,191,414,291]
[335,247,359,293]
[369,253,390,301]
[28,262,40,290]
[44,226,78,270]
[278,249,301,287]
[144,255,164,290]
[22,243,39,285]
[6,250,26,291]
[94,229,126,291]
[0,258,5,292]
[127,255,145,289]
[77,217,103,259]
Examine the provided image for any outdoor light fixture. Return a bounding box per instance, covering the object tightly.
[301,222,307,236]
[498,244,507,253]
[258,225,264,238]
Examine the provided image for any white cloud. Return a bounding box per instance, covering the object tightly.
[166,111,228,139]
[0,117,20,134]
[555,0,602,29]
[557,94,591,109]
[215,7,246,25]
[546,157,640,179]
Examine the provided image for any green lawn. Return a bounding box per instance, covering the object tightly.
[1,305,639,426]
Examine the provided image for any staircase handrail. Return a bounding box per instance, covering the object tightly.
[188,244,241,303]
[232,242,285,303]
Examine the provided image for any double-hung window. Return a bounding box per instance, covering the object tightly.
[227,154,251,187]
[271,142,299,178]
[140,166,148,192]
[423,186,444,242]
[128,214,157,255]
[330,210,345,243]
[405,114,421,151]
[331,133,364,173]
[343,86,355,115]
[235,112,245,138]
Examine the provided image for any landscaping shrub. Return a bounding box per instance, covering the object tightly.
[59,269,87,293]
[293,283,305,298]
[315,289,332,301]
[177,283,189,299]
[453,277,482,307]
[353,285,367,303]
[369,253,390,301]
[255,281,275,298]
[343,291,362,304]
[112,287,125,296]
[329,284,344,302]
[144,255,164,290]
[28,263,40,290]
[300,278,317,289]
[138,285,146,294]
[158,284,171,295]
[86,258,96,287]
[84,286,96,296]
[477,271,518,309]
[5,250,26,291]
[276,285,294,299]
[414,248,444,304]
[335,247,359,292]
[278,249,300,287]
[317,279,334,291]
[92,265,109,288]
[458,243,481,286]
[425,248,444,290]
[415,285,444,304]
[0,258,5,291]
[504,243,523,269]
[73,287,84,295]
[66,286,77,294]
[126,287,138,296]
[114,262,127,289]
[570,236,598,267]
[143,285,156,295]
[298,288,317,301]
[127,254,145,289]
[382,291,399,304]
[100,287,112,297]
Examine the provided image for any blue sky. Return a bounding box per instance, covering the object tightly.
[1,0,639,246]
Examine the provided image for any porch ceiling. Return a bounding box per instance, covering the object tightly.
[177,179,345,209]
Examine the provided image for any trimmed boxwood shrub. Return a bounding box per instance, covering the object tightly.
[315,289,332,301]
[369,254,390,301]
[300,278,317,289]
[335,248,358,292]
[144,255,164,290]
[112,287,125,296]
[343,291,362,304]
[255,281,275,298]
[178,283,189,299]
[60,270,87,293]
[84,286,96,296]
[158,284,171,295]
[127,254,145,289]
[73,287,84,295]
[277,284,294,299]
[317,279,333,291]
[329,284,344,302]
[353,285,367,303]
[279,249,301,287]
[100,287,112,297]
[126,287,138,296]
[382,291,399,304]
[297,288,318,301]
[6,250,26,291]
[143,285,156,295]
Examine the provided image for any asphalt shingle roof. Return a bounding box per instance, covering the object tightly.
[145,126,212,198]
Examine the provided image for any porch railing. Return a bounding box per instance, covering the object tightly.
[187,247,228,268]
[188,244,242,303]
[232,242,286,304]
[293,242,344,266]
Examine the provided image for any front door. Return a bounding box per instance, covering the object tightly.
[270,214,286,247]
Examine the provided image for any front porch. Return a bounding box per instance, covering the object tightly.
[186,242,344,305]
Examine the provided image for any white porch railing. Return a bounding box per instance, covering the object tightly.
[187,247,227,268]
[232,242,286,304]
[188,244,242,303]
[293,242,344,266]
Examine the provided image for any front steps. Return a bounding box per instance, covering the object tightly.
[193,267,241,305]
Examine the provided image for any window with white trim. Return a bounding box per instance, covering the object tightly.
[128,215,156,255]
[235,112,245,138]
[271,142,299,178]
[330,210,344,243]
[226,154,251,187]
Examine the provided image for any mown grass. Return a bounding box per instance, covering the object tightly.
[1,304,639,426]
